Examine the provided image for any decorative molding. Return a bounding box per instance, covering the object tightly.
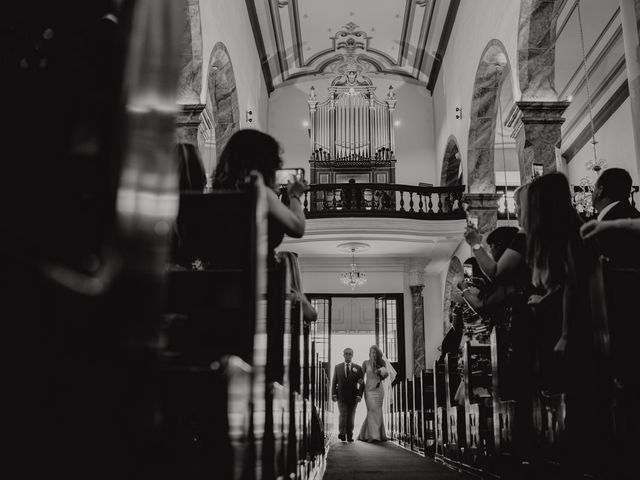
[426,0,460,93]
[244,0,274,93]
[564,80,629,162]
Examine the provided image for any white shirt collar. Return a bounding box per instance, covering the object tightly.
[597,201,620,221]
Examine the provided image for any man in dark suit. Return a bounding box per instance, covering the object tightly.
[331,348,364,442]
[591,167,640,477]
[592,167,640,267]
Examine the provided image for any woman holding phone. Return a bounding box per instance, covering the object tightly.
[213,129,309,254]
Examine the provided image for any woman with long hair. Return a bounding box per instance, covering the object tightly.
[357,345,396,442]
[213,129,308,253]
[525,172,610,478]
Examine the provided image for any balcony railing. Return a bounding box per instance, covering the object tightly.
[287,183,466,220]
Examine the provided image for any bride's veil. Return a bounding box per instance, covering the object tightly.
[381,353,397,420]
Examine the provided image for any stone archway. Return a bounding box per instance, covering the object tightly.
[442,256,463,334]
[206,42,240,158]
[467,40,515,194]
[517,0,564,101]
[440,135,462,186]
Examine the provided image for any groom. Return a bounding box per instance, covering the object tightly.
[331,348,364,442]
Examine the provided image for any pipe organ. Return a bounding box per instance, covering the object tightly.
[307,71,397,184]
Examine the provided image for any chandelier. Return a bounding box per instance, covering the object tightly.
[571,2,607,218]
[337,242,369,290]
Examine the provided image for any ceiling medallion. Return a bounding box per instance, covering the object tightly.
[337,242,370,291]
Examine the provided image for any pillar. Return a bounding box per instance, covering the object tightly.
[410,284,426,374]
[462,193,502,236]
[512,101,569,186]
[175,103,205,146]
[620,0,640,176]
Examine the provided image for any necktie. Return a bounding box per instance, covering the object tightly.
[345,363,349,377]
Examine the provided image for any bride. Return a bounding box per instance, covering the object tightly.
[358,345,397,442]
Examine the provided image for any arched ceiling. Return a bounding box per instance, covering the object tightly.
[247,0,459,92]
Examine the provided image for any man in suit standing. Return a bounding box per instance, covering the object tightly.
[592,167,640,267]
[591,167,640,478]
[332,348,364,442]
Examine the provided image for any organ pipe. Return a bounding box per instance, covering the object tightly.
[308,83,396,161]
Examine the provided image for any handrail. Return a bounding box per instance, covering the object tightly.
[288,183,466,220]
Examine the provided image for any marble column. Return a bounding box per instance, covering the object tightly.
[512,101,569,186]
[462,193,502,236]
[410,284,426,374]
[176,103,205,146]
[518,0,562,101]
[620,0,640,175]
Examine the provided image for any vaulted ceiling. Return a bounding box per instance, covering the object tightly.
[246,0,459,92]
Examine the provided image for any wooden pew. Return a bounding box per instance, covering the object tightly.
[490,325,516,462]
[412,374,424,454]
[433,360,448,459]
[406,379,415,449]
[461,342,493,464]
[444,353,465,460]
[530,287,565,476]
[162,181,268,480]
[422,370,437,457]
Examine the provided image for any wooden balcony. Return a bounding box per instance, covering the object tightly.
[288,184,466,220]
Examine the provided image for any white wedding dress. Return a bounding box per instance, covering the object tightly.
[357,358,396,442]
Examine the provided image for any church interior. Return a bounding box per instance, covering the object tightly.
[3,0,640,479]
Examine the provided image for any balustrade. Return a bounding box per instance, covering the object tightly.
[285,184,465,219]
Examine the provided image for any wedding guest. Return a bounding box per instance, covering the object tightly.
[464,184,530,285]
[525,172,608,478]
[213,129,308,254]
[588,167,640,267]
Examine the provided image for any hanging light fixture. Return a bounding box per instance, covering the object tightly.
[337,242,369,290]
[571,2,608,217]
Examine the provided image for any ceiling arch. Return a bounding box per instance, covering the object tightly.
[247,0,459,91]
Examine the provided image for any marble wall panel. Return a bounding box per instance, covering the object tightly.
[518,0,562,100]
[442,257,463,334]
[178,1,203,103]
[411,285,426,374]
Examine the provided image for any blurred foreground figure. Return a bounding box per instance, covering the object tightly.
[0,1,183,478]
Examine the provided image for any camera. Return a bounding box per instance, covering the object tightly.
[275,168,305,185]
[463,264,473,280]
[467,213,479,229]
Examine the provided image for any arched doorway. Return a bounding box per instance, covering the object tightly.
[440,135,462,186]
[466,40,517,194]
[206,42,240,159]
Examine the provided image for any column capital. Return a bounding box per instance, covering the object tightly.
[176,103,206,126]
[511,100,570,138]
[409,284,425,295]
[462,192,502,210]
[175,103,206,145]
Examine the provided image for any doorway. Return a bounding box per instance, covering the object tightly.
[309,294,404,435]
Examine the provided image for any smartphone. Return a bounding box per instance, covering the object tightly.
[276,168,305,185]
[467,213,479,229]
[463,264,473,280]
[532,163,543,179]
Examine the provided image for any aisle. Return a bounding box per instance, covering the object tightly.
[323,439,474,480]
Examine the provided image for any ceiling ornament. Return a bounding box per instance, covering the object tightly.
[254,0,439,89]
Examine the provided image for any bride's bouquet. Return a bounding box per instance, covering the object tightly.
[375,366,389,388]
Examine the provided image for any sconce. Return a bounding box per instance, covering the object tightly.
[246,110,253,123]
[455,107,462,120]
